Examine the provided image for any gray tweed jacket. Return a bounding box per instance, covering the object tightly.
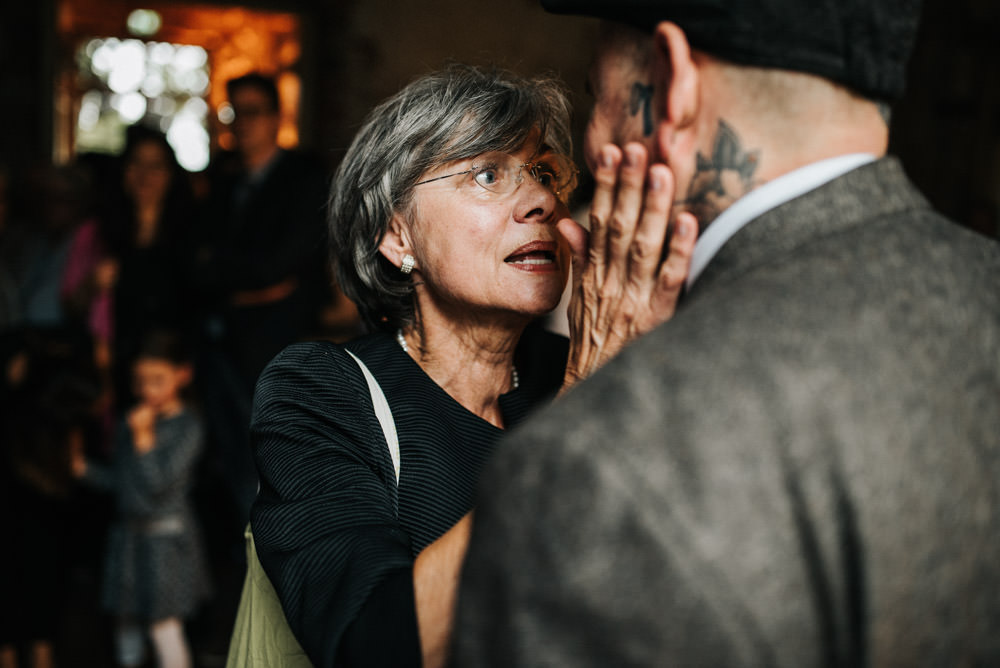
[452,157,1000,667]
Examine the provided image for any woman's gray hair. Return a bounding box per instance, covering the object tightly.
[328,63,574,333]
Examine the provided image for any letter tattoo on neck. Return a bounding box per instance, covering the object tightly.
[681,120,760,227]
[629,82,654,136]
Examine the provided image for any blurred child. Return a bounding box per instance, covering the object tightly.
[72,329,210,668]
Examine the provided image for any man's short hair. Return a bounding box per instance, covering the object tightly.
[226,72,280,112]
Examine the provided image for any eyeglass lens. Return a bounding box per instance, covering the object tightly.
[472,154,573,196]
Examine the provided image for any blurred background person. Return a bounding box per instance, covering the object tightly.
[0,325,105,668]
[72,329,210,668]
[97,125,199,415]
[190,72,334,534]
[187,70,343,662]
[12,165,101,332]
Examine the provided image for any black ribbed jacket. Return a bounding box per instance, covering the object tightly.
[250,327,566,667]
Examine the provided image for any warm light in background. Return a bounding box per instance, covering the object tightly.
[126,8,161,37]
[56,0,302,171]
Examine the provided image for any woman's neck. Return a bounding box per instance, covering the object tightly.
[399,318,524,429]
[134,203,162,246]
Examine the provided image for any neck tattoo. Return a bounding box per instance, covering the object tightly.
[395,329,519,391]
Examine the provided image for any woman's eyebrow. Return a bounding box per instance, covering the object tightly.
[528,142,556,160]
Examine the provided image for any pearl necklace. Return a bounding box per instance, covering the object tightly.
[396,329,519,390]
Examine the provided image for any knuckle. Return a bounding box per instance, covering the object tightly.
[669,235,694,256]
[629,238,655,263]
[586,247,603,267]
[594,168,617,186]
[607,215,628,239]
[597,283,619,301]
[656,274,683,295]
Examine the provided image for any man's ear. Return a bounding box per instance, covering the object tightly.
[652,21,699,157]
[378,212,414,270]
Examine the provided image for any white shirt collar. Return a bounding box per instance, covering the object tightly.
[686,153,877,289]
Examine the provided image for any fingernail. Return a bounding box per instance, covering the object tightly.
[649,170,664,191]
[676,219,691,238]
[623,147,636,167]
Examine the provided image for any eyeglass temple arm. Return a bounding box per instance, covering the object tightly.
[414,170,472,187]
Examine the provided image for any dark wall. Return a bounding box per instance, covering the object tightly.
[0,1,56,169]
[890,0,1000,236]
[302,0,596,170]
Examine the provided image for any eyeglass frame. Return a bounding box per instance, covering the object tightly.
[413,152,578,203]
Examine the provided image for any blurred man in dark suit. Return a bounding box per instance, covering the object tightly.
[452,1,1000,665]
[193,73,330,535]
[202,73,330,395]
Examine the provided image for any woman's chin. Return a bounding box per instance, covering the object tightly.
[518,289,567,318]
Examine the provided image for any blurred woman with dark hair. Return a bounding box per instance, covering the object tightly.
[99,126,199,410]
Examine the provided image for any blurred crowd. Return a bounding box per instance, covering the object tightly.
[0,73,360,667]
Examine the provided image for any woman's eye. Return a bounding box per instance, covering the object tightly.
[474,167,501,188]
[532,164,558,188]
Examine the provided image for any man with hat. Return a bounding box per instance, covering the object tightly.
[452,1,1000,665]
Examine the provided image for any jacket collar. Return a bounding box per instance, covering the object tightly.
[688,156,930,301]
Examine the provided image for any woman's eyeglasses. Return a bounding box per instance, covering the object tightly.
[415,152,578,203]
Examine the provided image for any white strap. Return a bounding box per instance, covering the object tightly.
[347,350,400,485]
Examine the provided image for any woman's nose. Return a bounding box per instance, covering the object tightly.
[513,177,558,224]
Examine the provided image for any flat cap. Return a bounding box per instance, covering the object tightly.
[542,0,923,100]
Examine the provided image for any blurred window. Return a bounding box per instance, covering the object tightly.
[57,2,303,172]
[75,36,210,171]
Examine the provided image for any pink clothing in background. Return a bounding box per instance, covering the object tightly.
[60,218,114,343]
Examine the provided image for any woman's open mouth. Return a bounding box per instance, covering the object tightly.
[504,241,559,269]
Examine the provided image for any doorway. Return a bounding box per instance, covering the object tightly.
[55,1,303,172]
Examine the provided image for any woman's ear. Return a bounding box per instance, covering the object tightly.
[652,21,699,159]
[378,212,415,270]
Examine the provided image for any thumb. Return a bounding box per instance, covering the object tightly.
[556,216,589,287]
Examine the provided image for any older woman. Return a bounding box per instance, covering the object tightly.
[248,64,695,668]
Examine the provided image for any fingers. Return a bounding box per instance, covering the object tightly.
[566,140,697,385]
[651,211,697,313]
[587,144,623,278]
[664,211,697,286]
[589,143,661,282]
[563,143,698,389]
[604,144,650,285]
[629,163,676,284]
